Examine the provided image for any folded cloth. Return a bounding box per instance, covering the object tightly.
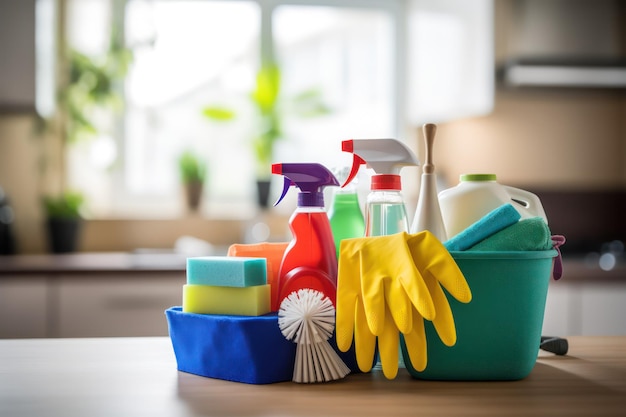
[468,218,565,281]
[444,203,521,251]
[468,217,553,252]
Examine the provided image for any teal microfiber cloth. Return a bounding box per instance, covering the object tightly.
[468,217,553,252]
[444,203,521,251]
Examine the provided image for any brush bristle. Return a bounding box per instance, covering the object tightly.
[278,289,350,383]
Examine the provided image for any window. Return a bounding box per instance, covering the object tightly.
[64,0,401,218]
[61,1,494,218]
[122,0,261,214]
[272,4,395,165]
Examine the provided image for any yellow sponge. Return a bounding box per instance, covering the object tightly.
[182,284,271,316]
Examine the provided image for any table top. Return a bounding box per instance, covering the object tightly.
[2,252,623,283]
[0,252,188,274]
[1,336,625,417]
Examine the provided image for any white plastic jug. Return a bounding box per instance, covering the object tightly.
[438,174,547,238]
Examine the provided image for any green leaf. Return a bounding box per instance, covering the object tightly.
[63,45,132,143]
[251,63,281,114]
[43,191,85,219]
[178,151,207,184]
[202,106,236,121]
[199,60,333,178]
[291,88,332,117]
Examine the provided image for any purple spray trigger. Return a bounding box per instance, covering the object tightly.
[271,163,339,207]
[551,235,566,280]
[273,177,293,207]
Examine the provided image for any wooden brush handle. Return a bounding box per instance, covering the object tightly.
[422,123,437,174]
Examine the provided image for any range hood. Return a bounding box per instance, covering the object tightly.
[500,58,626,89]
[500,0,626,89]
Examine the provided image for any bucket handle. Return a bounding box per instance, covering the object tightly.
[551,235,566,280]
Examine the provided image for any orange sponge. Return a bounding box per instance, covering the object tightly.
[228,242,289,311]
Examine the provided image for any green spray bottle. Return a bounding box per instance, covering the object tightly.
[328,167,365,258]
[341,139,419,237]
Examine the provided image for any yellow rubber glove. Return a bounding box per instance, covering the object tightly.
[401,232,472,372]
[402,308,427,372]
[336,232,436,378]
[336,231,472,379]
[406,232,472,348]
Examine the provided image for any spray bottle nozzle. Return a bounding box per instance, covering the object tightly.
[341,140,365,187]
[341,138,419,189]
[271,163,339,207]
[271,164,281,175]
[342,154,366,188]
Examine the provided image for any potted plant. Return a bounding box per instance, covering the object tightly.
[36,36,131,253]
[62,36,132,143]
[249,63,282,203]
[42,191,84,253]
[178,150,207,212]
[202,61,330,208]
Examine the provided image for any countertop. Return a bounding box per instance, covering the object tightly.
[0,252,188,274]
[0,336,624,417]
[1,252,624,283]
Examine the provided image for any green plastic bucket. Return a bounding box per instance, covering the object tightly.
[401,250,557,381]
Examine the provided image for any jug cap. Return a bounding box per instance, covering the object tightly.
[461,174,497,182]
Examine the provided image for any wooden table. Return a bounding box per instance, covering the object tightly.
[0,336,624,417]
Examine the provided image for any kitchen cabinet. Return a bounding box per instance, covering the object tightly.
[57,274,184,337]
[0,271,184,339]
[542,259,626,336]
[0,0,55,115]
[0,1,37,113]
[580,283,626,335]
[0,276,48,338]
[0,253,186,338]
[543,283,626,336]
[543,284,579,336]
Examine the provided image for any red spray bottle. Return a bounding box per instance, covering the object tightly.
[272,163,340,306]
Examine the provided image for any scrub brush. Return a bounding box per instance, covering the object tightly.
[411,123,447,240]
[278,289,350,383]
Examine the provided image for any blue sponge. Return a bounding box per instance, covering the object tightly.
[186,256,267,287]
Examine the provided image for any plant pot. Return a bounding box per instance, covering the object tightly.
[184,181,204,212]
[46,217,81,253]
[256,179,271,208]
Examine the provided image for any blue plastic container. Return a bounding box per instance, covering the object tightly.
[165,307,296,384]
[401,250,557,381]
[165,306,360,384]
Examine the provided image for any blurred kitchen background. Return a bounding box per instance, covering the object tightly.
[0,0,625,338]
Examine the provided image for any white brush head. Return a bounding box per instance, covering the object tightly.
[278,289,350,383]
